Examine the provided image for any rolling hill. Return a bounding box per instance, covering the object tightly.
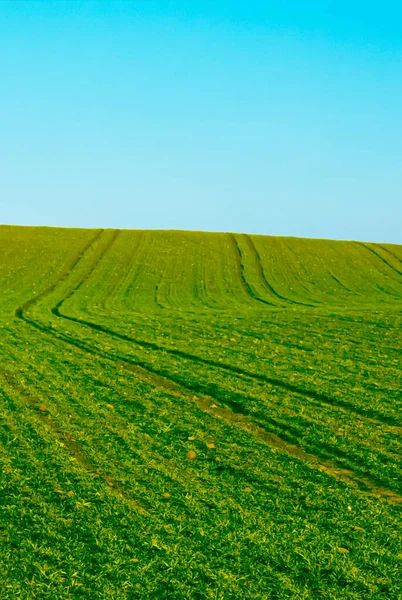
[0,225,401,599]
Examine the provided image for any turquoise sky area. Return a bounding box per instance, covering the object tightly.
[1,1,401,242]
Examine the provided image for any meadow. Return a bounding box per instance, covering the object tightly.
[0,225,401,599]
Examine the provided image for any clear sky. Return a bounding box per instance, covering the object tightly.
[1,1,401,243]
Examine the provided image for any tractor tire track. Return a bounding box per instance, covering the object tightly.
[13,231,402,503]
[53,308,400,428]
[51,229,120,318]
[378,245,402,273]
[17,237,399,430]
[228,233,277,307]
[356,242,402,280]
[15,229,103,320]
[327,272,353,293]
[17,296,402,505]
[119,363,402,505]
[13,316,402,505]
[24,303,402,438]
[243,234,316,307]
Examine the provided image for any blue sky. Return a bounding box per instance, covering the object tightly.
[1,1,401,242]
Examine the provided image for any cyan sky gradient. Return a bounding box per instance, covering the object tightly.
[1,1,401,242]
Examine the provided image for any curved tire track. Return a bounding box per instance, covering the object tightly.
[379,244,402,274]
[356,241,402,280]
[53,309,401,428]
[243,234,316,307]
[228,233,277,307]
[15,229,103,320]
[13,316,402,505]
[13,230,402,504]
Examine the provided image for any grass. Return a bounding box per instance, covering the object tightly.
[0,225,401,599]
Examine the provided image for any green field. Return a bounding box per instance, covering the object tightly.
[0,225,401,599]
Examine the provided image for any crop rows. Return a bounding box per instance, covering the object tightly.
[0,225,401,599]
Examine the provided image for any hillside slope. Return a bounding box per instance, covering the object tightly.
[0,226,401,599]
